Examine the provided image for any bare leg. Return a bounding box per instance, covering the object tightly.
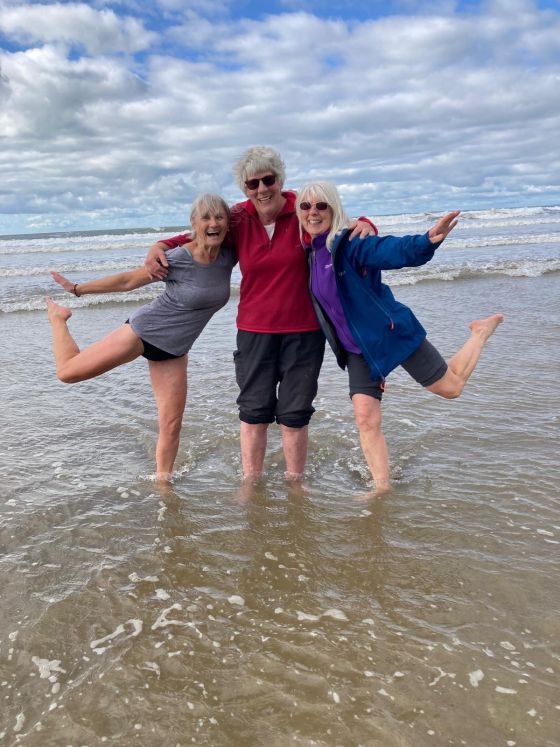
[352,394,391,496]
[427,314,504,399]
[240,422,268,479]
[46,298,143,383]
[149,356,187,483]
[281,424,308,480]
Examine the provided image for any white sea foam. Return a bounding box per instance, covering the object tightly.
[90,619,143,653]
[468,669,484,687]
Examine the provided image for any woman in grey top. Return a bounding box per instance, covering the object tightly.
[46,193,236,484]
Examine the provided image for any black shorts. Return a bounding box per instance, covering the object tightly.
[346,353,384,400]
[401,338,447,387]
[233,330,325,428]
[125,320,182,362]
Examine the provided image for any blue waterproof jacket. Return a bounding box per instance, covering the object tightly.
[306,229,439,380]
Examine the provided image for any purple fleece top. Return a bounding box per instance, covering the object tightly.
[310,232,361,354]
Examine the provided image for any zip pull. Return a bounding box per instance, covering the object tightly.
[389,320,395,330]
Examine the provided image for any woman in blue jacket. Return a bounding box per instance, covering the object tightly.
[297,181,503,496]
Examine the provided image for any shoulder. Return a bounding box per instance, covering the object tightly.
[166,246,191,267]
[231,201,246,213]
[283,190,297,205]
[332,228,352,250]
[219,246,238,266]
[231,201,250,218]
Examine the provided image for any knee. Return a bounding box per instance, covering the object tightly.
[431,381,464,399]
[427,370,465,399]
[444,387,463,400]
[56,366,79,384]
[353,404,383,434]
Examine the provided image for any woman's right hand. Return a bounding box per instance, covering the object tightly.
[50,271,75,294]
[145,242,170,280]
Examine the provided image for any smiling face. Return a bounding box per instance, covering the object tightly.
[191,209,229,250]
[299,197,333,238]
[244,170,285,224]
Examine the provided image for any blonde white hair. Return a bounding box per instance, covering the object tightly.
[296,181,350,250]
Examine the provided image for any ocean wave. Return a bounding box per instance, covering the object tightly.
[1,290,159,313]
[0,241,153,256]
[1,284,242,314]
[376,206,560,231]
[386,258,560,286]
[449,233,560,249]
[0,260,139,278]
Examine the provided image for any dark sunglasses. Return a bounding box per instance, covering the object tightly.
[245,174,277,190]
[299,201,330,211]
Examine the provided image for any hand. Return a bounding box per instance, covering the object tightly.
[428,211,461,244]
[50,271,75,293]
[145,242,169,280]
[348,219,378,240]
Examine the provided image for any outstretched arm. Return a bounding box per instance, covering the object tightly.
[347,210,461,271]
[51,267,154,297]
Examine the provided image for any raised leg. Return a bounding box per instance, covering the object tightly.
[427,313,504,399]
[281,424,308,480]
[46,298,143,383]
[240,422,269,480]
[149,356,188,483]
[352,394,391,496]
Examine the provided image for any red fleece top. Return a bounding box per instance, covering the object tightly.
[161,191,319,333]
[159,192,377,333]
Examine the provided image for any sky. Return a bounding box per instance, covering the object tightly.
[0,0,559,233]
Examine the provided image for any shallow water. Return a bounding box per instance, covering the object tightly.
[1,211,559,745]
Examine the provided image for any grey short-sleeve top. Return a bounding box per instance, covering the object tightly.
[129,244,236,356]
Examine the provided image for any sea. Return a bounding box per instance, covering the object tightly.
[0,206,559,746]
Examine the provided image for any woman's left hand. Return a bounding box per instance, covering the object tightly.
[428,211,461,244]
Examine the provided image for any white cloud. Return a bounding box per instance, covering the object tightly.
[0,2,156,53]
[0,0,559,232]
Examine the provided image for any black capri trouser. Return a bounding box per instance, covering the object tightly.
[233,330,325,428]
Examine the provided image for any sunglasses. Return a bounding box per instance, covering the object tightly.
[299,201,330,211]
[245,174,277,190]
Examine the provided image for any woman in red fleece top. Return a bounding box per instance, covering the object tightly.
[145,146,375,482]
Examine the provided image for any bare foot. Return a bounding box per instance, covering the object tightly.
[235,476,264,505]
[469,313,504,341]
[354,479,392,502]
[50,271,75,294]
[284,471,304,481]
[373,478,392,497]
[155,471,173,486]
[155,479,174,498]
[46,297,72,323]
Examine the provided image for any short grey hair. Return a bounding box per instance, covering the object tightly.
[190,193,230,234]
[233,145,286,193]
[296,181,350,250]
[190,192,231,238]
